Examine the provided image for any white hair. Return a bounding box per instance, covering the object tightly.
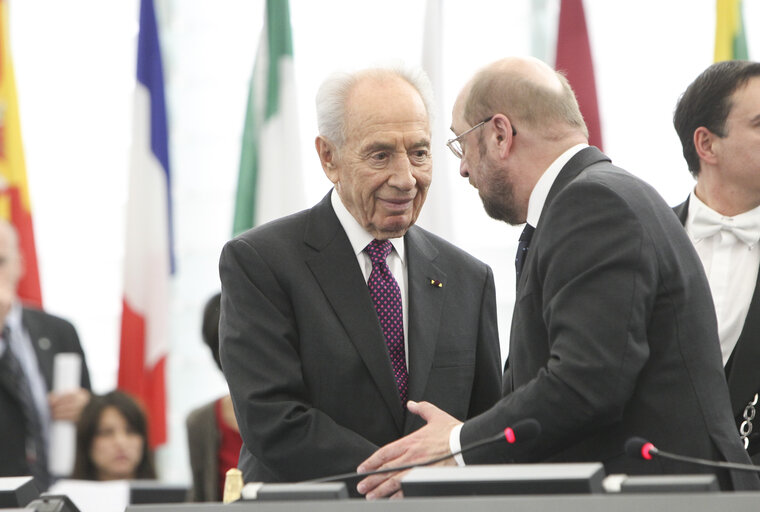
[315,64,435,148]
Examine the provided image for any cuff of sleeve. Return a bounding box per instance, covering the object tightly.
[449,423,465,466]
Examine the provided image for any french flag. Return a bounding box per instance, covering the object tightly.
[118,0,174,448]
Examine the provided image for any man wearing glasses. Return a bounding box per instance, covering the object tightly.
[357,56,759,497]
[219,66,501,494]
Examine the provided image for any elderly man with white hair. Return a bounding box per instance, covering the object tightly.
[219,65,501,494]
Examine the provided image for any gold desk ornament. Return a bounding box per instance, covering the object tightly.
[222,467,244,503]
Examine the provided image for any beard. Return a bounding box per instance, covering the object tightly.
[477,158,522,225]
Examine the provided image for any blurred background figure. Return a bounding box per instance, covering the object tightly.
[186,292,240,502]
[71,390,156,481]
[0,219,91,490]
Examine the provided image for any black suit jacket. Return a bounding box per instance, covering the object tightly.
[674,197,760,462]
[219,192,501,488]
[0,307,91,482]
[459,147,759,490]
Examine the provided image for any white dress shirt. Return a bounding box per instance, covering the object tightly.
[449,144,589,464]
[684,190,760,365]
[331,189,410,367]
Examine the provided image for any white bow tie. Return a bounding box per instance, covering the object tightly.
[690,209,760,247]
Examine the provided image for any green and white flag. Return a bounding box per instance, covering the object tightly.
[234,0,304,235]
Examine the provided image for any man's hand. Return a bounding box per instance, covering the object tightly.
[48,388,91,422]
[356,400,461,500]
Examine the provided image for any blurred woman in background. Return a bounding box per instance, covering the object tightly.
[72,390,156,481]
[186,292,241,501]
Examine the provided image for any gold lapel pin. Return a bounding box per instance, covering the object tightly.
[429,279,443,288]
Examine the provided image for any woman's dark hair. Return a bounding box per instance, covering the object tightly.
[202,292,222,370]
[71,390,156,480]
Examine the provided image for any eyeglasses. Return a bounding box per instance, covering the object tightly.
[445,115,516,159]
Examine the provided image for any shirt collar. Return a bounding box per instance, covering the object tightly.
[526,143,588,228]
[330,188,406,262]
[6,301,22,334]
[686,189,760,247]
[686,189,713,229]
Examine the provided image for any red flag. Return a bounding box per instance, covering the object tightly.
[0,0,42,307]
[555,0,603,150]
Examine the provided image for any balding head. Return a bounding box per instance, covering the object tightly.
[450,57,590,226]
[464,56,588,140]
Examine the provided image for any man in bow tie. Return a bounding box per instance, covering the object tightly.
[218,65,501,494]
[673,60,760,461]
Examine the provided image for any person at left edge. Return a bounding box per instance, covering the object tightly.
[0,219,91,489]
[219,65,501,494]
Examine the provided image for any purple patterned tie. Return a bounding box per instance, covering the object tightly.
[364,239,408,406]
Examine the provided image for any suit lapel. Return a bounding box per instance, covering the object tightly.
[404,228,446,417]
[23,309,54,391]
[675,197,760,416]
[542,146,612,216]
[511,147,612,389]
[0,352,21,402]
[304,193,405,431]
[673,197,689,225]
[0,308,52,402]
[517,146,611,293]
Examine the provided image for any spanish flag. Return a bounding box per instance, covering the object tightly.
[715,0,748,61]
[0,0,42,307]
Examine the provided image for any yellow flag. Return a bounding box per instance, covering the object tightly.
[715,0,749,61]
[0,0,42,306]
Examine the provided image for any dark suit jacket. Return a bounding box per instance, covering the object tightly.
[674,197,760,463]
[219,191,501,489]
[459,147,759,490]
[0,307,91,482]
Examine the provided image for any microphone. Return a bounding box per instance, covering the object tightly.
[308,418,541,484]
[625,437,656,461]
[625,436,760,473]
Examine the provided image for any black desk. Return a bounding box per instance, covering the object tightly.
[126,492,759,512]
